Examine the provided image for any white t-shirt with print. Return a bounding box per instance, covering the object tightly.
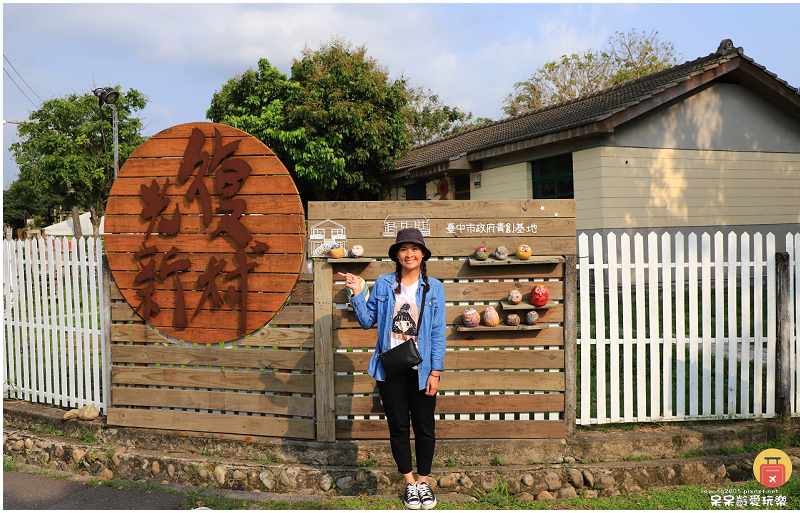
[390,280,420,369]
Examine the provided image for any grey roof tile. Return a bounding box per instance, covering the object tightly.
[396,44,798,173]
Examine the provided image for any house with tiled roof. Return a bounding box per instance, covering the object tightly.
[381,39,800,248]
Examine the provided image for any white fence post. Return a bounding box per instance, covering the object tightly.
[647,232,660,421]
[634,233,646,420]
[578,233,590,424]
[661,232,673,419]
[726,232,738,417]
[607,233,620,424]
[675,232,686,419]
[793,233,800,415]
[741,233,751,417]
[592,233,606,424]
[3,236,106,412]
[766,234,776,416]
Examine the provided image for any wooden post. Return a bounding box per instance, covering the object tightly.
[563,254,578,436]
[71,206,83,238]
[313,260,335,441]
[102,255,113,412]
[775,252,791,421]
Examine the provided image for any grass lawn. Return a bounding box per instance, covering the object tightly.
[69,475,799,510]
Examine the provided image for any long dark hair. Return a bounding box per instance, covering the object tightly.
[395,260,430,294]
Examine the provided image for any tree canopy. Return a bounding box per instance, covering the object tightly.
[403,84,492,147]
[207,37,411,202]
[503,29,681,116]
[8,88,149,237]
[2,181,65,233]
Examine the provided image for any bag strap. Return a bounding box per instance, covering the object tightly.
[379,281,428,355]
[417,284,428,336]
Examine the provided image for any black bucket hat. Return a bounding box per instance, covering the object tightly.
[388,227,432,263]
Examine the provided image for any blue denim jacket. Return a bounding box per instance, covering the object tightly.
[350,270,446,390]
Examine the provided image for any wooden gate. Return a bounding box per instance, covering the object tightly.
[310,200,576,440]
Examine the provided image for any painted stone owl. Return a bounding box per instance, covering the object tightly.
[482,306,500,327]
[329,243,345,259]
[516,244,532,260]
[350,244,364,258]
[462,308,480,327]
[530,285,549,307]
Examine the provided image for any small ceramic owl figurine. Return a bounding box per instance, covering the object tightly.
[329,243,345,258]
[508,289,523,305]
[516,244,532,260]
[347,276,370,302]
[350,244,364,258]
[482,305,500,327]
[475,245,489,261]
[530,285,549,306]
[462,308,481,327]
[506,313,521,326]
[494,245,508,260]
[526,310,540,325]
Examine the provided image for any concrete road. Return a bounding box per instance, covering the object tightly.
[3,471,192,510]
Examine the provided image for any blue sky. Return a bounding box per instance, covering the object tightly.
[4,2,800,189]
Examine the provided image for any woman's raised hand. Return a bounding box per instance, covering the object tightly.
[337,272,362,296]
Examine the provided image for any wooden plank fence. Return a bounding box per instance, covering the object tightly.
[106,273,316,439]
[3,237,106,412]
[310,199,575,440]
[576,231,800,425]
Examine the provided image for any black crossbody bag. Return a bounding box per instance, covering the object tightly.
[378,285,426,380]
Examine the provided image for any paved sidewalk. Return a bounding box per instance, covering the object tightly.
[3,471,192,510]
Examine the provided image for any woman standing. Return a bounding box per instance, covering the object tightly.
[340,228,446,510]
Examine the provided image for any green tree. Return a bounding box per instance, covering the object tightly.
[9,88,149,237]
[3,181,65,233]
[503,29,680,116]
[403,84,492,146]
[207,36,410,202]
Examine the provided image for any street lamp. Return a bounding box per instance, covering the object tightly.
[93,86,120,179]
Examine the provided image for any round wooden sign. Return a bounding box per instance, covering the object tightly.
[105,122,306,344]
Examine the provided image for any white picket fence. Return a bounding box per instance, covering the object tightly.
[3,236,107,412]
[577,231,800,425]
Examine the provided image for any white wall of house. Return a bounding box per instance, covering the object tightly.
[573,146,800,231]
[605,83,800,153]
[466,162,531,201]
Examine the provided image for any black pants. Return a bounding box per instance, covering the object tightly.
[377,367,437,476]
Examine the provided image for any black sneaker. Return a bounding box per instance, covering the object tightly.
[403,482,421,510]
[417,482,437,510]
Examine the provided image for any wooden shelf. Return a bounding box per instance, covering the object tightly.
[325,258,372,263]
[468,255,565,266]
[498,300,558,310]
[455,324,548,332]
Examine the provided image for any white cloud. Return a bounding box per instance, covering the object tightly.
[137,38,192,64]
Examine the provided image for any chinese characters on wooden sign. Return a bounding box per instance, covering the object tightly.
[446,222,537,234]
[105,123,306,344]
